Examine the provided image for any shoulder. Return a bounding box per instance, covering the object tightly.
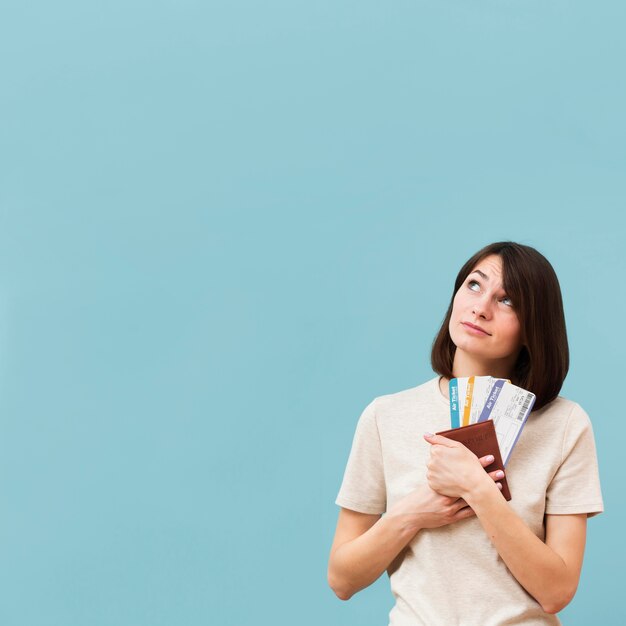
[372,376,439,411]
[532,393,591,421]
[363,377,445,432]
[529,393,595,438]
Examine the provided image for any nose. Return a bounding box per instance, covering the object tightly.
[473,294,493,319]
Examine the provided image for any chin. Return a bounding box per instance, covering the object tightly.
[451,337,497,361]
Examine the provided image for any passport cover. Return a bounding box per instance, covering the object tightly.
[435,419,511,501]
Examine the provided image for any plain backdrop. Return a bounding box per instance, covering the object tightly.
[0,1,623,624]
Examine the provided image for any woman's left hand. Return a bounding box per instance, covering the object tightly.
[423,432,503,499]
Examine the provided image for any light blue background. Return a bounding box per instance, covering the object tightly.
[0,1,623,624]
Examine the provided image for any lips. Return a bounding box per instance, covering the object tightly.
[462,322,491,336]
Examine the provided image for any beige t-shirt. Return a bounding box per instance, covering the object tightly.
[335,376,604,626]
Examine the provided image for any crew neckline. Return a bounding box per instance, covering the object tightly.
[432,375,450,407]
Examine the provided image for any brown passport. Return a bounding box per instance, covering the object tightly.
[435,420,511,501]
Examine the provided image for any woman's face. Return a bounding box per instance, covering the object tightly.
[449,254,523,364]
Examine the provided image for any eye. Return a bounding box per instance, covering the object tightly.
[467,279,480,291]
[500,296,513,307]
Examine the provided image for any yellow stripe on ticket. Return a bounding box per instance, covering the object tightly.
[462,376,474,426]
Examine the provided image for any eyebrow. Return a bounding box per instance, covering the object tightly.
[470,269,489,280]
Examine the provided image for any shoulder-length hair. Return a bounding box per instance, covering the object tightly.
[431,241,568,411]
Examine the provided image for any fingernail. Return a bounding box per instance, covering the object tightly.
[495,470,504,479]
[497,483,502,490]
[424,432,434,437]
[486,455,494,463]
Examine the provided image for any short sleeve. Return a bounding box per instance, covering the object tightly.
[335,399,387,514]
[545,403,604,518]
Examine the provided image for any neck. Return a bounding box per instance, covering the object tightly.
[437,349,520,400]
[451,348,516,380]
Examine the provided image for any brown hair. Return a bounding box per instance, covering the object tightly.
[431,241,568,411]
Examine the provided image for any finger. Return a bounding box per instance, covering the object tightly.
[487,469,505,482]
[478,454,495,467]
[454,505,476,521]
[423,432,459,447]
[453,498,470,512]
[496,482,503,490]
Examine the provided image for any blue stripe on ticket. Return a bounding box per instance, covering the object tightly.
[477,378,506,422]
[449,379,459,428]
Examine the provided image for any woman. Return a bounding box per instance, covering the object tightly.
[327,241,604,626]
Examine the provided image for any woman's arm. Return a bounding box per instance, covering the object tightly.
[463,481,587,614]
[328,468,499,601]
[327,508,415,601]
[424,433,588,614]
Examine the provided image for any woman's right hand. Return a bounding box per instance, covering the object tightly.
[387,455,503,531]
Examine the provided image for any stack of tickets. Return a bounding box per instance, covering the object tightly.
[449,376,536,466]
